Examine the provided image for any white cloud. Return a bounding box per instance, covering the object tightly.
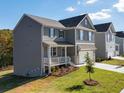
[113,0,124,12]
[86,0,98,4]
[65,6,76,12]
[89,9,111,20]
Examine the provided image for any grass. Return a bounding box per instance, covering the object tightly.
[102,59,124,66]
[0,67,124,93]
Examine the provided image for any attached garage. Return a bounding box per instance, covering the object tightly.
[79,50,95,64]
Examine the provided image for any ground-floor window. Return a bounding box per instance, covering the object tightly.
[116,46,119,51]
[51,47,57,56]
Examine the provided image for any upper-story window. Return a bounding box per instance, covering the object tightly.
[83,31,89,41]
[89,32,92,41]
[84,19,88,26]
[80,30,83,40]
[59,31,64,38]
[112,34,115,41]
[107,33,110,42]
[49,28,55,38]
[77,30,94,42]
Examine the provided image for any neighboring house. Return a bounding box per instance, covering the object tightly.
[115,31,124,56]
[94,22,116,59]
[13,14,96,77]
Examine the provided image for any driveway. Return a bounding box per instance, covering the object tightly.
[112,56,124,60]
[94,63,124,74]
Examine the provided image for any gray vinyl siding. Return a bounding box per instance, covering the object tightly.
[43,27,66,42]
[95,33,106,58]
[65,29,75,44]
[67,47,76,64]
[13,16,42,77]
[115,36,124,55]
[105,30,116,58]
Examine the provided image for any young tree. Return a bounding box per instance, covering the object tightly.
[85,52,94,80]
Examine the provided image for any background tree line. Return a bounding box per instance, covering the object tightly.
[0,29,13,68]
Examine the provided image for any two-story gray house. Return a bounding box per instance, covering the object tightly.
[94,22,116,59]
[13,14,96,77]
[115,31,124,56]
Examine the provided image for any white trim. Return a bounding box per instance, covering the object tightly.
[76,43,95,45]
[76,26,96,32]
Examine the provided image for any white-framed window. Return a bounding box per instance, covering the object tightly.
[112,35,115,41]
[80,30,83,40]
[51,47,57,56]
[92,32,94,41]
[84,19,88,26]
[89,32,92,41]
[107,33,110,42]
[49,28,55,38]
[59,31,64,38]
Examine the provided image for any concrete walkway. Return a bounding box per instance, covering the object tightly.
[94,63,124,74]
[120,89,124,93]
[112,56,124,60]
[70,62,124,74]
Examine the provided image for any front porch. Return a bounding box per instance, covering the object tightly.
[42,41,74,74]
[44,57,71,66]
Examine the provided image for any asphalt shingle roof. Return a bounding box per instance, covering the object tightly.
[59,14,87,27]
[116,31,124,38]
[26,14,65,28]
[94,22,112,32]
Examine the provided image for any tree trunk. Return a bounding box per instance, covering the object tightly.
[89,72,91,81]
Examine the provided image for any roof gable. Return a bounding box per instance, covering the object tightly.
[108,24,116,33]
[59,14,87,27]
[94,22,112,32]
[77,15,95,30]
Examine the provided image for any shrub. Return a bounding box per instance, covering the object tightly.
[96,57,105,62]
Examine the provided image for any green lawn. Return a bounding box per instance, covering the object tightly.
[0,67,124,93]
[102,59,124,66]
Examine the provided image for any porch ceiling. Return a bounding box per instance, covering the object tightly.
[43,41,74,47]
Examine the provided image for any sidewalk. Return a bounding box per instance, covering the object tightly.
[94,63,124,74]
[112,56,124,60]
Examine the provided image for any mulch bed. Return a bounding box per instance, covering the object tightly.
[52,66,79,77]
[0,66,13,72]
[83,79,99,86]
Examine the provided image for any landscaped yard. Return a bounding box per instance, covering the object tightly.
[102,59,124,66]
[0,67,124,93]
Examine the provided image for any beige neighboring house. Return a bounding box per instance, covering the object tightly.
[94,22,116,59]
[13,14,96,77]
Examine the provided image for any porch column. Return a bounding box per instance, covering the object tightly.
[65,47,67,64]
[48,46,51,74]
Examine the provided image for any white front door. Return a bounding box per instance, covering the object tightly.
[79,51,94,64]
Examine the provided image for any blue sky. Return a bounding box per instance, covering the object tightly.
[0,0,124,31]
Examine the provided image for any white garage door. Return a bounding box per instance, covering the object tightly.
[79,51,94,64]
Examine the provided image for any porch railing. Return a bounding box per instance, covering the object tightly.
[44,56,71,66]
